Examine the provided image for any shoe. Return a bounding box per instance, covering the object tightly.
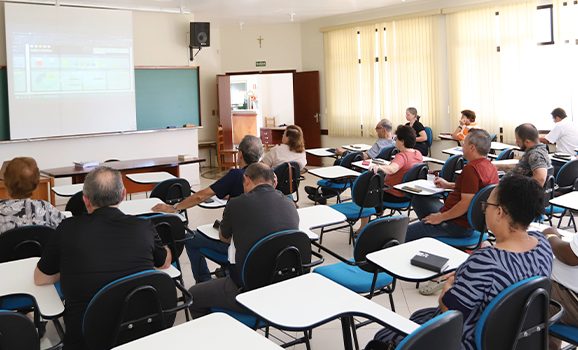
[418,279,445,295]
[304,186,319,196]
[307,193,327,205]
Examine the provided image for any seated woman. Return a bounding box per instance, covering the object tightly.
[357,125,423,231]
[261,124,307,170]
[405,107,429,156]
[369,174,553,350]
[0,157,65,234]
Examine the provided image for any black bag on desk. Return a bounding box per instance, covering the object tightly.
[410,251,449,273]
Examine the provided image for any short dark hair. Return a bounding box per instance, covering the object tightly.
[461,110,476,122]
[496,174,544,229]
[395,125,416,148]
[551,107,567,119]
[4,157,40,199]
[465,129,491,156]
[238,135,263,165]
[244,162,275,185]
[515,123,539,143]
[83,166,125,208]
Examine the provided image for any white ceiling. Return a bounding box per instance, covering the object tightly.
[1,0,491,23]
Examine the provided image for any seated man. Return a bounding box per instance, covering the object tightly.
[540,107,578,155]
[496,123,551,187]
[543,226,578,350]
[335,118,394,159]
[34,166,171,350]
[450,109,478,143]
[405,129,499,242]
[370,174,553,350]
[152,135,263,283]
[188,162,299,318]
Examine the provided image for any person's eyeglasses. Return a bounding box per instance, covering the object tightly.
[481,201,499,214]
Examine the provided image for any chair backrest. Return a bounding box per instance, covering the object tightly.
[354,216,409,273]
[0,225,56,263]
[424,126,433,148]
[242,230,312,291]
[83,270,178,350]
[376,145,399,161]
[489,133,497,142]
[338,151,364,169]
[65,191,88,216]
[351,171,385,212]
[274,161,300,196]
[0,311,40,350]
[496,148,515,160]
[396,310,463,350]
[402,163,428,183]
[475,276,551,350]
[543,175,556,210]
[150,178,192,205]
[467,184,496,234]
[264,116,276,127]
[439,155,464,182]
[556,159,578,193]
[140,214,186,265]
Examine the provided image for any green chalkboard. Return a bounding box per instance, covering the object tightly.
[0,66,201,140]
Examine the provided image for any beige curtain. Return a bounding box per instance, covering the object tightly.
[380,16,439,133]
[447,7,501,139]
[358,25,377,137]
[324,27,361,136]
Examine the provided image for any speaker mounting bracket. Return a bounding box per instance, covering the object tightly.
[189,46,202,61]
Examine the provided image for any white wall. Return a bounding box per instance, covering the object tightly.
[260,73,294,127]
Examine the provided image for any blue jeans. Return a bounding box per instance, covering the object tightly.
[405,196,472,242]
[184,230,229,283]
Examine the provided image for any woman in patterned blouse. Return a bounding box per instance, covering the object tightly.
[0,157,65,234]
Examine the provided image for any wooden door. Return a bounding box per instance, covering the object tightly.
[217,75,233,148]
[293,71,322,166]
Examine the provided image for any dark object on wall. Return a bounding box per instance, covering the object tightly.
[190,22,210,48]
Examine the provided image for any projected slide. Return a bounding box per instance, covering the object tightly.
[5,3,136,139]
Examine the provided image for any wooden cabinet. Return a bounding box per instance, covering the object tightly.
[232,112,257,145]
[260,127,285,147]
[0,176,51,202]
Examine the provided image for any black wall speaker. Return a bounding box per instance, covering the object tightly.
[191,22,210,48]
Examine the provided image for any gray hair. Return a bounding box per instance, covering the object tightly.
[377,118,393,132]
[406,107,418,117]
[465,129,491,156]
[244,162,275,185]
[238,135,263,165]
[83,166,125,208]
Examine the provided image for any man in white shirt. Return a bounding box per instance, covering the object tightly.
[540,107,578,155]
[544,226,578,349]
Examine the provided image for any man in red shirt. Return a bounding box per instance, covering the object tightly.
[405,129,499,242]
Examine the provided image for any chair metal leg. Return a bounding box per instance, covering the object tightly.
[351,319,360,350]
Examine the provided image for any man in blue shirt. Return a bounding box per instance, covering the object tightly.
[152,135,263,283]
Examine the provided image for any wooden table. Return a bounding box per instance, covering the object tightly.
[112,312,282,349]
[366,237,469,282]
[42,156,204,205]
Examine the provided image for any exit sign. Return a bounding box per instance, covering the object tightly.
[256,60,266,67]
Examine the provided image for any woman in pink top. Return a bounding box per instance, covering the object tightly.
[356,125,423,233]
[261,125,307,170]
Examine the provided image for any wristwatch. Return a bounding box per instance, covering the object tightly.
[546,233,558,240]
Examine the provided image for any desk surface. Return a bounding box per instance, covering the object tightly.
[549,154,575,164]
[308,166,360,180]
[51,183,84,197]
[394,179,447,196]
[342,144,372,152]
[125,171,176,184]
[198,195,228,209]
[490,142,518,150]
[367,237,469,282]
[112,312,282,349]
[196,205,346,242]
[0,257,64,318]
[236,273,418,335]
[422,156,446,165]
[118,198,186,221]
[42,156,204,178]
[306,148,337,157]
[550,191,578,211]
[352,159,390,170]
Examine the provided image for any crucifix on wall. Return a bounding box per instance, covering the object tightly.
[257,35,264,48]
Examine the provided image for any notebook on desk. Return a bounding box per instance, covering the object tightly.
[410,251,449,273]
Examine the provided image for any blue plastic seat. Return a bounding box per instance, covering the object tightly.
[550,323,578,346]
[315,259,393,293]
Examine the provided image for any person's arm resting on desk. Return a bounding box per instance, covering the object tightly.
[544,227,578,266]
[152,187,215,213]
